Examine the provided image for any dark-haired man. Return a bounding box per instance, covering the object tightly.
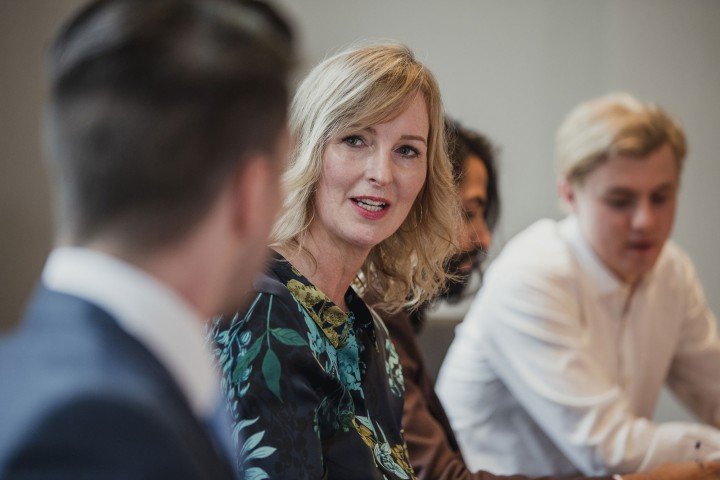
[0,0,294,477]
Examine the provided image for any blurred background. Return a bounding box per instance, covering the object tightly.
[2,0,718,422]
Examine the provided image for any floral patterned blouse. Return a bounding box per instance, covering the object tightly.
[209,254,415,480]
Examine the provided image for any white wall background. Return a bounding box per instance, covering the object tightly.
[271,0,720,423]
[2,0,718,422]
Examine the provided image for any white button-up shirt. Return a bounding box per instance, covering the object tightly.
[436,216,720,476]
[42,247,221,419]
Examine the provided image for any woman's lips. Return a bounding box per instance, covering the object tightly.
[351,196,390,220]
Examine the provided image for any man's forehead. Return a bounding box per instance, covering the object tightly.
[602,182,676,196]
[589,150,679,191]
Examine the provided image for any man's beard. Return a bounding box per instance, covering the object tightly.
[442,248,483,303]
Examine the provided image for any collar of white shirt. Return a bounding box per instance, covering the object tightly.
[560,215,631,298]
[42,246,220,419]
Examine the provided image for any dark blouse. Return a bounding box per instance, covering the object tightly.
[209,255,415,480]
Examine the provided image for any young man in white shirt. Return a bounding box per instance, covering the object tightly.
[437,93,720,477]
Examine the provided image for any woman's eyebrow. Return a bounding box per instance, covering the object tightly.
[400,134,427,145]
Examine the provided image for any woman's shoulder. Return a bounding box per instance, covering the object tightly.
[253,268,295,302]
[486,218,579,289]
[210,268,304,341]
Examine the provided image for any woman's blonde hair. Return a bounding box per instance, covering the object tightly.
[556,92,687,185]
[271,42,459,311]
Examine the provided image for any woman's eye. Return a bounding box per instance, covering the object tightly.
[342,135,365,147]
[396,145,419,157]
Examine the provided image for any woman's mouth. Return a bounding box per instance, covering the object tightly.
[354,198,386,211]
[351,197,390,219]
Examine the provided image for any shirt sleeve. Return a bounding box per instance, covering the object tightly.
[480,261,720,475]
[375,294,580,480]
[665,254,720,428]
[213,292,327,479]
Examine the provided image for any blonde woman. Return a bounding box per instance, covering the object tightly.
[209,43,458,479]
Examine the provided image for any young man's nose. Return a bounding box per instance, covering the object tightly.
[631,199,657,230]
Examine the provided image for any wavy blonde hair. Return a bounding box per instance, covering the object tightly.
[271,42,460,312]
[556,92,687,185]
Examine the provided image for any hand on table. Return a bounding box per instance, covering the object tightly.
[623,461,720,480]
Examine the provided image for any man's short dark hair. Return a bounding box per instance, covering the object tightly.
[46,0,295,249]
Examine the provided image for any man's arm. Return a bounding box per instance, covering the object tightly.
[382,304,554,480]
[367,286,598,480]
[482,266,720,475]
[666,255,720,428]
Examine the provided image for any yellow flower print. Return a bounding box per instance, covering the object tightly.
[287,279,325,307]
[322,306,347,328]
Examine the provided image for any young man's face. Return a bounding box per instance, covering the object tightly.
[564,143,679,285]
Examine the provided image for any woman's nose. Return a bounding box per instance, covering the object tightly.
[365,150,393,186]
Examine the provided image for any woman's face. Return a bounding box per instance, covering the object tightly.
[311,93,428,254]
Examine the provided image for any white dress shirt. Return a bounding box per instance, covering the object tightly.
[42,246,221,419]
[436,216,720,476]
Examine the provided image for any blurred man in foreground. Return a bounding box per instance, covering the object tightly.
[0,0,294,477]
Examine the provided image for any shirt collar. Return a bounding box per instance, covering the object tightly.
[270,254,371,349]
[42,246,220,418]
[559,215,629,298]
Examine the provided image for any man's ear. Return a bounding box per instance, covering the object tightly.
[557,178,577,213]
[228,155,275,237]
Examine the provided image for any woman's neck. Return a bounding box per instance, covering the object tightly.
[276,233,368,312]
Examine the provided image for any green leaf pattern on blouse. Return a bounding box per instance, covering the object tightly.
[209,297,277,479]
[210,257,414,479]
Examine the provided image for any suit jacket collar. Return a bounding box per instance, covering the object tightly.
[42,247,220,418]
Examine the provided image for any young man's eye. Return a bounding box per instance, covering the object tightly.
[396,145,419,157]
[651,193,670,205]
[606,198,634,210]
[342,135,365,147]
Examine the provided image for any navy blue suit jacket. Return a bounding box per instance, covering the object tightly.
[0,286,234,479]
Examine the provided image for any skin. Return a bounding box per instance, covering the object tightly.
[280,93,429,311]
[219,127,291,313]
[455,154,492,274]
[93,127,292,319]
[560,143,679,287]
